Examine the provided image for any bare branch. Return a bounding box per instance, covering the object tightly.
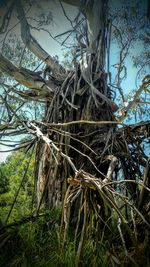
[118,75,150,121]
[29,122,78,173]
[0,0,15,34]
[16,0,66,78]
[34,119,124,127]
[0,53,55,97]
[103,155,118,183]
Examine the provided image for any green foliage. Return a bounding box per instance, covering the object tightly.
[0,209,75,267]
[0,163,9,194]
[0,199,150,266]
[2,34,40,69]
[0,149,35,223]
[1,33,45,123]
[37,11,53,27]
[0,211,113,267]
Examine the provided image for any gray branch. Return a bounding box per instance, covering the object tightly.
[16,0,66,78]
[0,53,55,97]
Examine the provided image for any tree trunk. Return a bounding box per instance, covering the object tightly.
[35,0,117,213]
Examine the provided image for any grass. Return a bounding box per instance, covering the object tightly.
[1,208,150,267]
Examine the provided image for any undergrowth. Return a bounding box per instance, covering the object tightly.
[1,208,150,267]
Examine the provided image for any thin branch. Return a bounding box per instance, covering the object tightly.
[16,0,66,78]
[45,120,124,127]
[29,122,78,173]
[118,75,150,121]
[103,155,118,183]
[0,0,15,34]
[59,0,73,26]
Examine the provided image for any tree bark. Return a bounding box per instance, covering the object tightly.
[35,0,116,211]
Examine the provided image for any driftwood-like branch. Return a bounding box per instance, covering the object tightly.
[0,122,23,131]
[84,77,119,112]
[16,0,66,79]
[67,171,150,228]
[45,120,123,127]
[28,122,78,173]
[0,54,55,97]
[103,155,118,183]
[67,170,127,223]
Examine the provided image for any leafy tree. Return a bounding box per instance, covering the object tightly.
[0,149,35,223]
[0,0,150,265]
[0,164,9,194]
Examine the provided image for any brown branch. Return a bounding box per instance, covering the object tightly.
[68,170,127,223]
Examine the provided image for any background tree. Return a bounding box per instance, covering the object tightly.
[0,148,35,223]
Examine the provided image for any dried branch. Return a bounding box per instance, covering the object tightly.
[81,69,119,111]
[76,195,87,267]
[0,54,55,97]
[29,122,78,173]
[46,120,123,127]
[117,218,128,256]
[16,0,66,78]
[103,155,118,183]
[68,170,127,223]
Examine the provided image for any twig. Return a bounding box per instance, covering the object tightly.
[46,120,124,127]
[117,217,128,257]
[29,122,78,173]
[76,192,87,267]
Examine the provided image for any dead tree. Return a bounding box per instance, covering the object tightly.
[0,0,150,262]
